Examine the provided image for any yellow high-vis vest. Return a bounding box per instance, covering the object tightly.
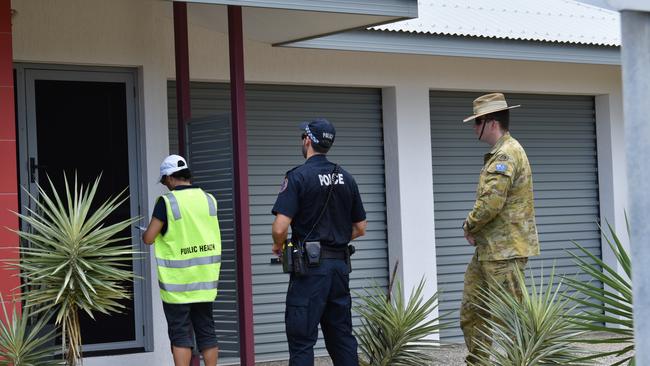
[154,188,222,304]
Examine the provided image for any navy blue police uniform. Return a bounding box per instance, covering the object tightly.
[272,121,366,366]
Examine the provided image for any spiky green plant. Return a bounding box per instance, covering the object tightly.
[564,219,634,365]
[11,175,139,365]
[472,267,587,366]
[0,294,62,366]
[354,268,445,366]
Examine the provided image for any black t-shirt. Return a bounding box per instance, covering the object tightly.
[272,155,366,247]
[152,185,200,236]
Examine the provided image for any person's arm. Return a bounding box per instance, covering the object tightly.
[465,157,513,235]
[271,171,300,256]
[351,220,367,240]
[142,197,167,245]
[272,214,292,256]
[349,176,367,241]
[142,217,164,245]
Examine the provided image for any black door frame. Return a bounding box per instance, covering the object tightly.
[14,63,153,353]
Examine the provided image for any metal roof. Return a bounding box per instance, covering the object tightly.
[371,0,621,46]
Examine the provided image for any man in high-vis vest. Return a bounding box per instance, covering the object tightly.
[143,154,222,366]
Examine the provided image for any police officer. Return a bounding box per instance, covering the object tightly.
[271,118,367,366]
[142,155,221,366]
[460,93,540,364]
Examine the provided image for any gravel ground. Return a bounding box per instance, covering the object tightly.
[256,333,632,365]
[421,337,632,366]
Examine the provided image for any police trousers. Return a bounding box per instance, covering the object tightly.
[460,251,527,365]
[285,258,358,366]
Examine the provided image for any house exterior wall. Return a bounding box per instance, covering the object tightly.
[9,0,626,364]
[0,0,20,311]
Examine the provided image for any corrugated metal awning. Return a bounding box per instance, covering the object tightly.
[371,0,620,46]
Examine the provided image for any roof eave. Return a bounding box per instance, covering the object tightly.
[282,30,621,65]
[171,0,418,44]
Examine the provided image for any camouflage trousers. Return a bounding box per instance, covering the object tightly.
[460,251,528,365]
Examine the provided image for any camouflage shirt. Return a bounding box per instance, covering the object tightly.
[464,133,540,261]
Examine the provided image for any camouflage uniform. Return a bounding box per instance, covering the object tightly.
[460,132,540,364]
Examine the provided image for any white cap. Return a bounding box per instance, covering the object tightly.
[159,155,188,182]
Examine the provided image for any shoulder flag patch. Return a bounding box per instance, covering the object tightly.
[495,163,507,172]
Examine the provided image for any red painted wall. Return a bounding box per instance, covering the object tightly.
[0,0,21,306]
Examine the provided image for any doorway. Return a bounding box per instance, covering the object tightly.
[15,65,148,354]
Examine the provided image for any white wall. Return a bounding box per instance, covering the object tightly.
[382,85,438,337]
[12,0,174,364]
[595,91,629,312]
[10,0,625,363]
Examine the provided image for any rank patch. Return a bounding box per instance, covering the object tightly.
[279,177,288,193]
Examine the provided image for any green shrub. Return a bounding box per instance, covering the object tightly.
[354,270,445,366]
[0,295,62,366]
[472,267,587,366]
[565,220,634,365]
[12,175,139,365]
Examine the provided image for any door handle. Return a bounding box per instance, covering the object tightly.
[29,157,37,183]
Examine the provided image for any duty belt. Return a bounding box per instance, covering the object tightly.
[321,245,348,260]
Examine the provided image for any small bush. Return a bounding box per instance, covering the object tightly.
[472,267,587,366]
[0,295,62,366]
[354,270,445,366]
[565,220,634,365]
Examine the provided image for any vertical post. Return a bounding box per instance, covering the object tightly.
[174,3,199,365]
[381,86,439,338]
[228,5,255,365]
[620,10,650,366]
[0,0,20,307]
[174,1,191,155]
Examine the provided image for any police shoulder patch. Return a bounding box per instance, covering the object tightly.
[279,177,288,193]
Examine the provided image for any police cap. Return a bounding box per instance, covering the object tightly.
[300,118,336,148]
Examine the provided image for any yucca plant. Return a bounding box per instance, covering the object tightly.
[472,267,587,366]
[0,294,62,365]
[354,263,446,366]
[11,175,139,365]
[564,219,634,365]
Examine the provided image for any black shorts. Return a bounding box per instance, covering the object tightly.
[162,302,219,352]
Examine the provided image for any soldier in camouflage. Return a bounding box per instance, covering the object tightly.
[460,93,540,365]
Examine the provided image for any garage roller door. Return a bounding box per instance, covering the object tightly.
[169,82,389,361]
[429,91,602,342]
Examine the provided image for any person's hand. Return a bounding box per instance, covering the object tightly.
[461,220,475,246]
[464,232,476,246]
[272,242,283,257]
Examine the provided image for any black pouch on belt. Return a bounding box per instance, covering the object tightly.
[346,245,356,273]
[292,242,307,276]
[281,241,294,273]
[305,241,321,267]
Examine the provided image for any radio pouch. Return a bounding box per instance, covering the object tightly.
[305,241,321,267]
[292,243,307,276]
[281,241,294,273]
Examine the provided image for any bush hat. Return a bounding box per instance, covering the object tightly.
[463,93,520,122]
